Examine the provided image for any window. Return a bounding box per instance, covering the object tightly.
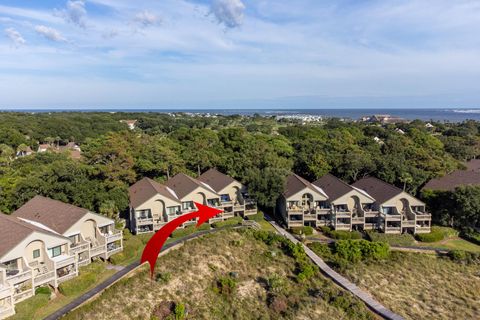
[48,246,62,258]
[220,194,231,202]
[167,206,180,215]
[33,249,40,259]
[382,207,394,215]
[69,234,80,245]
[182,201,193,210]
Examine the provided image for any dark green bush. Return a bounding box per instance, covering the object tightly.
[35,286,51,295]
[329,230,362,240]
[215,276,237,295]
[334,240,389,263]
[366,230,415,246]
[460,228,480,245]
[415,227,446,243]
[212,216,243,228]
[246,211,264,222]
[448,250,480,264]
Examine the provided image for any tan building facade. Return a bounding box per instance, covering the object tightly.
[129,170,257,234]
[278,174,431,234]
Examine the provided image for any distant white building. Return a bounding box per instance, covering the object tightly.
[120,120,137,130]
[373,136,384,145]
[395,128,405,135]
[425,123,434,129]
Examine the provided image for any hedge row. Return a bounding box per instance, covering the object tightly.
[334,240,390,263]
[290,226,314,236]
[366,230,415,246]
[415,226,450,243]
[320,226,362,240]
[245,211,264,222]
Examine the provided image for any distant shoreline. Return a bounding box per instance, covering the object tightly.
[1,108,480,122]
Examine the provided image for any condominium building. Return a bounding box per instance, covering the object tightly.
[128,170,257,234]
[313,174,377,231]
[0,214,77,319]
[276,174,329,229]
[198,169,257,218]
[277,173,431,234]
[13,196,123,267]
[352,177,431,234]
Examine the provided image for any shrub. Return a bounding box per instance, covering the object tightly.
[290,227,304,235]
[171,223,210,238]
[303,226,314,236]
[35,286,51,295]
[155,272,172,284]
[296,260,316,282]
[415,227,447,243]
[329,230,362,240]
[246,211,264,222]
[253,230,285,246]
[212,216,243,228]
[448,250,480,265]
[366,230,415,246]
[334,240,389,263]
[215,276,237,295]
[460,228,480,245]
[174,302,186,320]
[266,274,286,294]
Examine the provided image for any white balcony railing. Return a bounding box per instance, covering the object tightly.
[55,256,76,269]
[0,306,15,319]
[57,272,77,284]
[105,231,122,243]
[13,289,33,303]
[0,285,12,300]
[6,269,32,285]
[70,242,90,255]
[90,245,106,257]
[33,270,55,286]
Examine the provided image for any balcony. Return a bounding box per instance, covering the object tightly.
[70,241,90,255]
[137,217,154,226]
[287,207,303,213]
[364,223,377,229]
[303,213,317,221]
[6,269,32,285]
[288,220,303,227]
[104,230,122,243]
[415,213,431,220]
[106,243,123,259]
[402,220,416,228]
[0,284,12,300]
[33,270,55,287]
[352,217,365,224]
[335,223,351,230]
[416,226,431,233]
[54,255,76,269]
[385,226,402,234]
[57,272,77,284]
[335,211,351,218]
[90,245,106,258]
[220,200,233,207]
[13,287,33,303]
[363,210,379,217]
[0,305,15,319]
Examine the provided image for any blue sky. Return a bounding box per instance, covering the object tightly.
[1,0,480,109]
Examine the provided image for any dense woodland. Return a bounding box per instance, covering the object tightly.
[1,112,480,229]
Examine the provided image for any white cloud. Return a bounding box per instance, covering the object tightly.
[211,0,245,28]
[4,27,26,47]
[35,25,67,42]
[54,0,87,28]
[134,10,161,28]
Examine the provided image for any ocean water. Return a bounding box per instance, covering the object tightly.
[2,108,480,122]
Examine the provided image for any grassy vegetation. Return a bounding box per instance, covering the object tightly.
[366,230,416,246]
[320,226,362,240]
[59,263,107,296]
[337,252,480,320]
[9,261,116,320]
[245,212,265,222]
[415,226,455,243]
[62,230,376,320]
[110,230,153,265]
[414,238,480,252]
[212,216,243,228]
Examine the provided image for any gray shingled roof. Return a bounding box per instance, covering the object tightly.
[422,160,480,192]
[166,173,216,199]
[313,174,354,201]
[352,177,402,204]
[283,173,327,198]
[12,196,90,234]
[0,213,66,258]
[129,177,180,208]
[198,169,237,193]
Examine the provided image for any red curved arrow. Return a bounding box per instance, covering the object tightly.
[140,202,223,278]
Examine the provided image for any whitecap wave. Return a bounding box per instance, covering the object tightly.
[451,109,480,114]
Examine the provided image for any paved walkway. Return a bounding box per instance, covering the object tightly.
[43,228,225,320]
[265,216,404,320]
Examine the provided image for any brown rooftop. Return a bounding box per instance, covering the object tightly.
[313,174,353,201]
[422,160,480,192]
[0,213,66,258]
[12,196,90,234]
[283,173,326,198]
[352,176,403,204]
[129,177,180,208]
[198,168,237,193]
[166,173,216,199]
